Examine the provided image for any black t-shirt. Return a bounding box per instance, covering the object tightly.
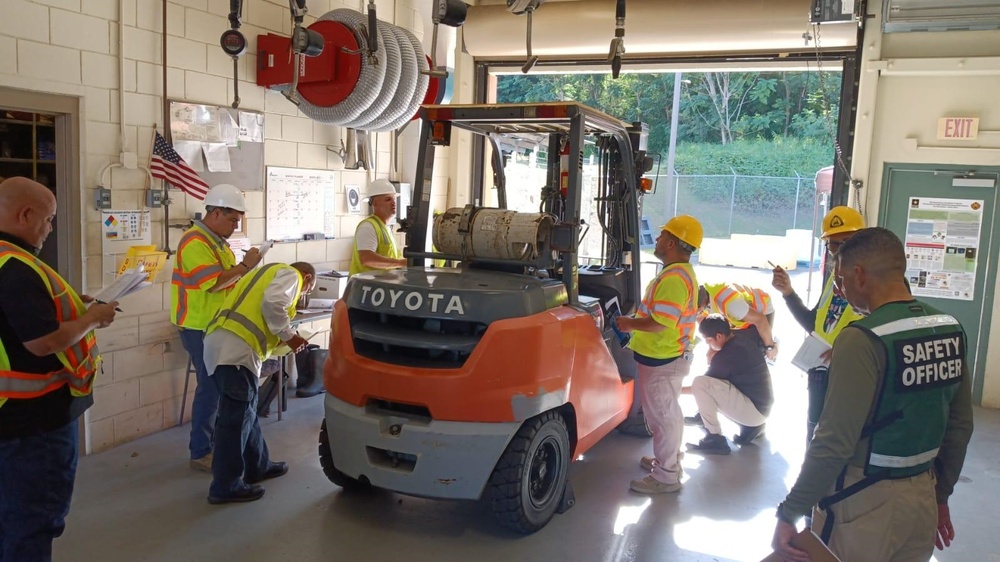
[704,330,774,416]
[0,232,93,439]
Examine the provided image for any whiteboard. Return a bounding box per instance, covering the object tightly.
[265,167,338,240]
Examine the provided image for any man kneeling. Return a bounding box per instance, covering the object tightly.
[685,314,773,455]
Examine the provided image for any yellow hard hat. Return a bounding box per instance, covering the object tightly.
[661,215,703,249]
[821,206,864,239]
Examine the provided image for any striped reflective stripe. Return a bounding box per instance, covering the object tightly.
[869,447,939,468]
[206,263,283,350]
[0,243,101,401]
[215,310,270,354]
[870,314,960,337]
[172,226,232,325]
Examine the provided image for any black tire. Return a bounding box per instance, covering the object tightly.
[488,411,570,534]
[616,407,653,437]
[318,419,369,491]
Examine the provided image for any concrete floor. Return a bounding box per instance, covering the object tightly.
[56,266,1000,562]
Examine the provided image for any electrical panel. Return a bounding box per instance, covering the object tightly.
[146,189,164,208]
[95,186,112,210]
[810,0,858,24]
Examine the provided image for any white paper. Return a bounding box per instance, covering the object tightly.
[239,111,264,142]
[259,240,275,258]
[92,269,151,304]
[904,197,983,301]
[791,332,833,372]
[172,140,204,172]
[228,237,251,262]
[273,328,317,356]
[220,112,239,147]
[202,142,231,172]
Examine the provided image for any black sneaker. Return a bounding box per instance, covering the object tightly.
[686,433,731,455]
[733,423,766,446]
[683,413,705,427]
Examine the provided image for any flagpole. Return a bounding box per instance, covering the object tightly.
[160,0,173,255]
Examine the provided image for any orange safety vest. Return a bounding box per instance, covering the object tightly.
[704,283,772,330]
[0,241,101,408]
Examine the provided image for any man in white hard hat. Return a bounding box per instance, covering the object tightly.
[171,184,263,472]
[349,179,406,276]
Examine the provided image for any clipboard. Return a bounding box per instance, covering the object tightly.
[760,529,841,562]
[605,297,631,347]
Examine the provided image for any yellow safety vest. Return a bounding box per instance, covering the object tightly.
[813,275,864,345]
[205,264,302,360]
[0,242,101,409]
[630,262,699,360]
[349,215,402,276]
[170,222,237,330]
[704,282,772,330]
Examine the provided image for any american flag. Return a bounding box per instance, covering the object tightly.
[150,131,209,200]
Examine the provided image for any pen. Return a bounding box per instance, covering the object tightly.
[95,299,124,313]
[767,260,778,269]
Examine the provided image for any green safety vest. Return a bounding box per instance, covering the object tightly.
[171,222,237,330]
[349,215,401,276]
[855,301,965,479]
[205,263,302,360]
[0,241,101,408]
[813,275,865,345]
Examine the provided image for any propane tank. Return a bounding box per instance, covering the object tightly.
[433,207,555,262]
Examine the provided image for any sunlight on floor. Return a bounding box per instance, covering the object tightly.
[612,498,651,535]
[674,509,776,561]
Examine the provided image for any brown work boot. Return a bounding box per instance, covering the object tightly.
[190,453,213,472]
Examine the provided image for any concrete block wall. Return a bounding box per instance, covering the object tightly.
[0,0,443,452]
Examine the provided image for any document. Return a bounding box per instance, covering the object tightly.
[791,331,833,372]
[92,268,151,303]
[202,142,231,172]
[259,240,275,258]
[273,328,316,357]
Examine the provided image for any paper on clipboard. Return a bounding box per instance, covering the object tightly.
[760,529,840,562]
[259,240,275,258]
[791,332,833,372]
[273,328,316,357]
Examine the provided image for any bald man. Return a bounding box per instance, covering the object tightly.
[0,177,118,560]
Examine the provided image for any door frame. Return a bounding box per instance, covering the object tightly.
[0,88,83,288]
[879,163,999,404]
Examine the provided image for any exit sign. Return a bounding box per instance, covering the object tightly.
[937,117,979,140]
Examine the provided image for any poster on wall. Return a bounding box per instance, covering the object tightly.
[903,197,983,301]
[101,210,151,243]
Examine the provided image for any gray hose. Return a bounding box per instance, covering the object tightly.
[373,27,429,132]
[345,19,402,129]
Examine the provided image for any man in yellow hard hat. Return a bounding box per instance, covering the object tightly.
[349,180,406,276]
[616,215,701,494]
[171,184,263,472]
[771,205,865,444]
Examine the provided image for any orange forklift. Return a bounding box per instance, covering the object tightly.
[319,103,655,533]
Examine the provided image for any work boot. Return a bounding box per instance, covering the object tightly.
[683,413,705,427]
[629,475,682,495]
[686,433,731,455]
[640,456,685,479]
[295,346,327,398]
[246,462,289,484]
[733,423,766,446]
[207,485,265,505]
[190,452,213,473]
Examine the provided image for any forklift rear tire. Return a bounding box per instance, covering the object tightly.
[487,411,570,534]
[616,408,653,437]
[318,419,369,491]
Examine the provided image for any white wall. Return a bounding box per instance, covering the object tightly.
[0,0,445,451]
[859,4,1000,406]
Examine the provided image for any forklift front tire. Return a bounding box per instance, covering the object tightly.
[318,418,370,491]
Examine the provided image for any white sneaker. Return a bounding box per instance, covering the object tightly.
[190,453,213,473]
[630,475,682,494]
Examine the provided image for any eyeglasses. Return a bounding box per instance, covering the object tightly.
[827,240,844,253]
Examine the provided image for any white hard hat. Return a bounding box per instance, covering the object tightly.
[203,184,247,212]
[367,179,399,200]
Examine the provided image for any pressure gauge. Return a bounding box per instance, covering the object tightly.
[220,29,247,57]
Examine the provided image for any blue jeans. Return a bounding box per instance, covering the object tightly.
[0,419,79,562]
[180,328,218,460]
[209,365,271,497]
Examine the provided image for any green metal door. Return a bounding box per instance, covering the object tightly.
[880,164,999,404]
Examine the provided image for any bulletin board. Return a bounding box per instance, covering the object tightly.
[169,101,265,190]
[265,166,338,241]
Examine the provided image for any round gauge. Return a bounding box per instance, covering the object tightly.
[220,29,247,57]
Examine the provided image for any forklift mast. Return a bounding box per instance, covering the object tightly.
[401,103,651,311]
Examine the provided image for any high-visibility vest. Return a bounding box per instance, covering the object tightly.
[170,222,237,330]
[854,301,965,478]
[813,275,864,344]
[349,215,401,276]
[629,262,698,360]
[205,263,302,360]
[0,241,101,409]
[704,283,772,329]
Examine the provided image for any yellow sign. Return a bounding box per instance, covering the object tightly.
[117,245,168,281]
[937,117,979,140]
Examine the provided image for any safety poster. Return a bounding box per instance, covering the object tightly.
[903,197,983,301]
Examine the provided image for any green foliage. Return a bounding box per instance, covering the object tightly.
[673,138,833,177]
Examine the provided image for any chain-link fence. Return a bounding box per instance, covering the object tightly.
[643,172,821,239]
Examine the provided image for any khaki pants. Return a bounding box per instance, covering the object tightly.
[690,376,767,435]
[638,356,692,485]
[812,466,937,562]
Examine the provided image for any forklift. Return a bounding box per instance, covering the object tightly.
[319,103,655,534]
